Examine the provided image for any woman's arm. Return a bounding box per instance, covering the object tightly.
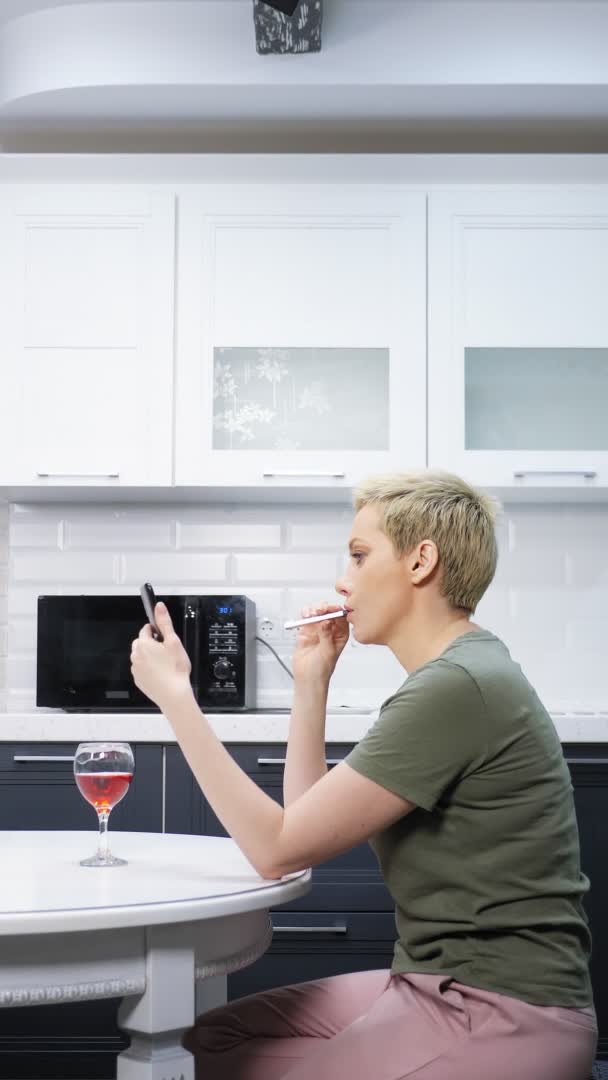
[131,603,415,880]
[283,601,349,806]
[283,682,329,806]
[161,685,415,880]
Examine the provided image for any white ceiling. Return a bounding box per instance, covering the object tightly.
[0,0,607,151]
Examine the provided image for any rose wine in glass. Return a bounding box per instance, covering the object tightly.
[74,742,134,867]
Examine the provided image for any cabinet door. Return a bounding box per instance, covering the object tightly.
[175,185,426,490]
[0,743,162,832]
[0,187,175,486]
[228,912,397,1001]
[165,743,393,911]
[428,189,608,492]
[564,745,608,1058]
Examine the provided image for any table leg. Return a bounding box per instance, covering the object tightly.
[116,924,195,1080]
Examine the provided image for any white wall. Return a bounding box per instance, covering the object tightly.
[5,499,608,715]
[0,503,8,710]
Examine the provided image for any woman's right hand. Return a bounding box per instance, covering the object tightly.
[291,602,350,685]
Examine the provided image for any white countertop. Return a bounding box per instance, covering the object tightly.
[2,709,608,743]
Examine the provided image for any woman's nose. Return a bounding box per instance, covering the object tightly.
[335,574,350,599]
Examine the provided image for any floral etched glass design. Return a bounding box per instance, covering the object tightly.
[213,347,389,451]
[465,347,608,450]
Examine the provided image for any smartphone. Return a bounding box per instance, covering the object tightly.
[140,582,164,642]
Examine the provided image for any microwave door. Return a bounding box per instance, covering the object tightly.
[37,595,154,710]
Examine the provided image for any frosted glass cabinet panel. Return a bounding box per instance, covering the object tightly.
[175,186,426,488]
[213,347,390,452]
[0,187,175,486]
[465,348,608,452]
[428,189,608,490]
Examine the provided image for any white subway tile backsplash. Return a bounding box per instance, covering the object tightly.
[566,555,608,588]
[331,642,405,702]
[565,618,608,652]
[5,686,34,712]
[234,553,337,584]
[9,619,36,654]
[65,520,173,549]
[475,585,516,646]
[122,553,227,585]
[7,652,37,691]
[255,647,295,692]
[287,518,352,550]
[494,547,568,588]
[285,586,345,616]
[7,587,42,622]
[10,522,64,549]
[9,586,57,618]
[177,522,281,549]
[0,658,6,710]
[3,498,608,713]
[513,585,608,622]
[510,506,608,548]
[11,552,119,584]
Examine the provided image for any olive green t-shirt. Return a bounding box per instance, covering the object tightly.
[345,629,593,1007]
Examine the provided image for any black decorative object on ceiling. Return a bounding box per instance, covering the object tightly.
[262,0,300,14]
[253,0,322,54]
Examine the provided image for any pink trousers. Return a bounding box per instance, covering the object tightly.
[183,968,598,1080]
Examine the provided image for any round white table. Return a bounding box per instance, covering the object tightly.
[0,831,311,1080]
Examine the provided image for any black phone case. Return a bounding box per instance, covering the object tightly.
[140,583,163,641]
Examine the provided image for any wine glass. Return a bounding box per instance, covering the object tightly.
[74,742,135,867]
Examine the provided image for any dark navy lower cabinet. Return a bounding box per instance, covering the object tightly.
[0,742,163,1080]
[0,742,162,833]
[165,742,397,1004]
[564,744,608,1062]
[229,911,397,1000]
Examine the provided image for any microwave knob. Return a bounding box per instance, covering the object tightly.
[213,659,235,681]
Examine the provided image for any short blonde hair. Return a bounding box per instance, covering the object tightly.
[353,470,501,613]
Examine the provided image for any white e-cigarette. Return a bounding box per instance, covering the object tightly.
[284,609,347,630]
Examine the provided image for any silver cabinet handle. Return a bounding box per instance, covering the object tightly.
[513,470,597,479]
[565,757,608,765]
[262,471,346,478]
[13,755,75,763]
[272,923,348,934]
[257,757,343,767]
[36,471,120,478]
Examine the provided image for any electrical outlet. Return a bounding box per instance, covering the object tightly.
[258,617,276,639]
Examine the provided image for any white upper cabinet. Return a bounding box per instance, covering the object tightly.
[0,187,175,486]
[175,186,427,489]
[428,188,608,491]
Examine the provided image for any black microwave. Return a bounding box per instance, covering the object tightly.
[36,594,256,712]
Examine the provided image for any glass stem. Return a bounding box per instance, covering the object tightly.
[97,810,111,857]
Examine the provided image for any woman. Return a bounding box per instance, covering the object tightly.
[131,470,597,1080]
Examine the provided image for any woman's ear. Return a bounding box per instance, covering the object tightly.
[409,539,439,583]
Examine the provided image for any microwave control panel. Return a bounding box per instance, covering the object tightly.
[197,596,256,711]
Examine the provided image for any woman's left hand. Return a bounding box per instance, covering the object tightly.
[130,602,193,712]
